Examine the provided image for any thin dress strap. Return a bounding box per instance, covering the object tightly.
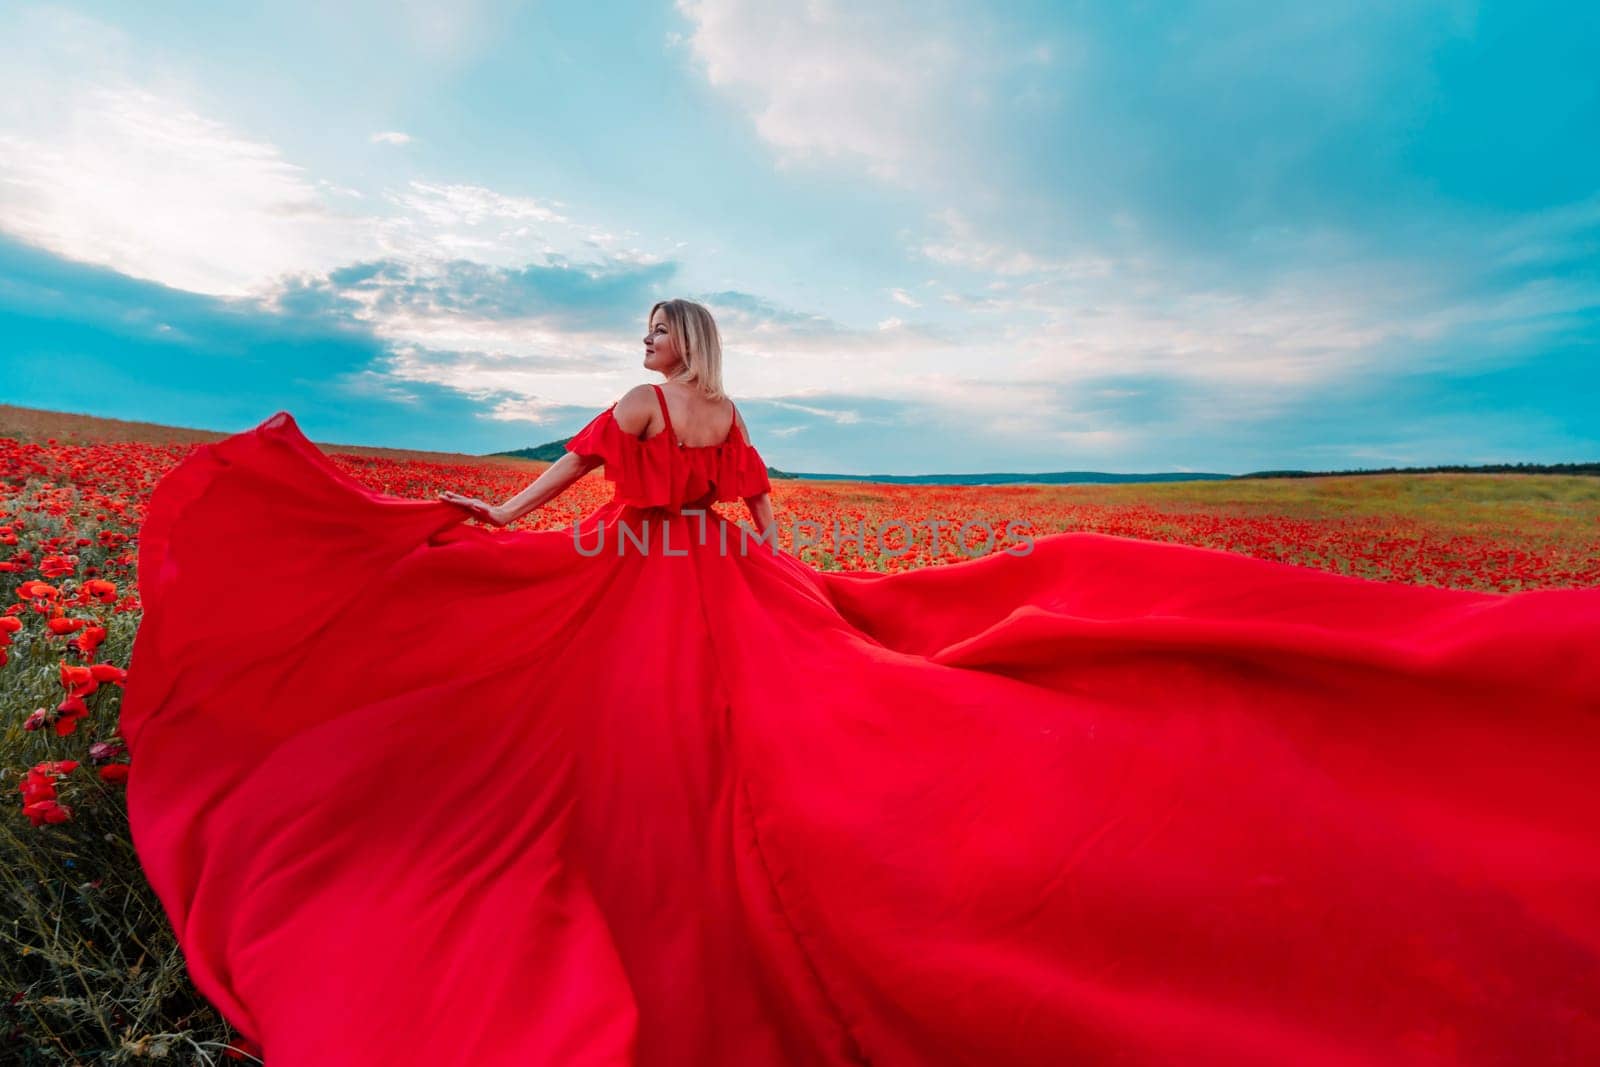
[650,384,680,446]
[652,384,741,447]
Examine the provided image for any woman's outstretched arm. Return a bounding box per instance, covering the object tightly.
[441,389,655,524]
[496,452,601,523]
[439,451,600,525]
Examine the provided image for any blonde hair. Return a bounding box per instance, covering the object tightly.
[652,299,725,400]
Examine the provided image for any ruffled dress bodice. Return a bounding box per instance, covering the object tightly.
[564,385,772,511]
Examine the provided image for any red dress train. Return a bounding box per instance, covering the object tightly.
[119,401,1600,1066]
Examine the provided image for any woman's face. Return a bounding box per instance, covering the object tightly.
[643,309,681,374]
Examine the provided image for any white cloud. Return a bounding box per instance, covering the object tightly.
[481,393,574,424]
[673,0,972,185]
[373,340,628,421]
[0,9,375,298]
[328,366,425,407]
[0,81,372,297]
[766,399,864,425]
[0,9,669,304]
[393,0,520,66]
[388,180,565,227]
[914,208,1118,279]
[370,130,414,145]
[1483,191,1600,270]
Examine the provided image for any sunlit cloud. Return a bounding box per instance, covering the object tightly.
[672,0,976,186]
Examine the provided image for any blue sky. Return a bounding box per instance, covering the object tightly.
[1,1,1596,474]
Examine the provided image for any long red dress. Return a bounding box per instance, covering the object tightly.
[119,396,1600,1066]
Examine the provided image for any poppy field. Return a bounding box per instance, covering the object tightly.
[1,416,1597,1059]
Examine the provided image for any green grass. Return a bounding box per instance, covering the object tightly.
[1045,474,1600,535]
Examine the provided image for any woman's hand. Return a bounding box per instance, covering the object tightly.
[437,491,511,527]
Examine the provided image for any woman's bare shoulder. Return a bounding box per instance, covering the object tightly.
[612,384,659,436]
[618,382,659,406]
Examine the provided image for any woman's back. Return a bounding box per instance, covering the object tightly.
[560,384,771,515]
[650,381,741,448]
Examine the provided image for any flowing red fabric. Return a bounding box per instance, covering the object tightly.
[119,409,1600,1066]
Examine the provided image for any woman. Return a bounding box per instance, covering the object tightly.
[440,299,779,542]
[120,299,1600,1066]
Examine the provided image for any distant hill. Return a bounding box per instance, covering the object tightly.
[489,442,581,463]
[1242,461,1600,478]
